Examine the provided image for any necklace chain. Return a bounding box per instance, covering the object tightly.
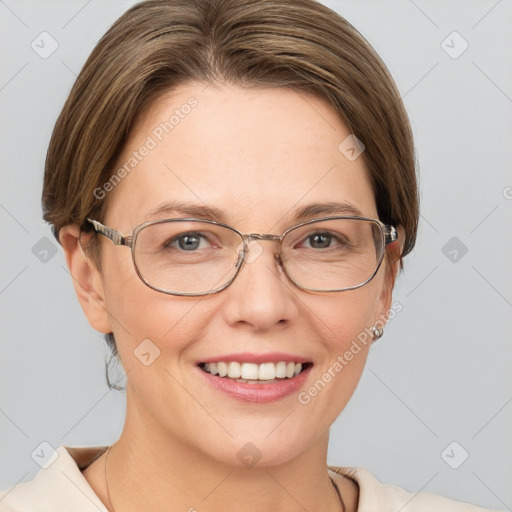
[104,446,115,512]
[104,445,345,512]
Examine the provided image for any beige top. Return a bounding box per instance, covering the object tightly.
[0,445,497,511]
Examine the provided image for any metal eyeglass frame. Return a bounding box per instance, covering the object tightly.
[86,216,398,296]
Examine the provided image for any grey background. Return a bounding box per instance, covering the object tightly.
[1,0,511,509]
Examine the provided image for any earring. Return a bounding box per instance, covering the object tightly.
[372,325,384,341]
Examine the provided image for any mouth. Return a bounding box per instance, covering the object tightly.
[197,361,313,384]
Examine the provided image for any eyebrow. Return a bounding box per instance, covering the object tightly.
[144,200,363,224]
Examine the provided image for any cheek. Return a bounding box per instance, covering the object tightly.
[99,248,194,353]
[301,281,383,412]
[311,279,381,347]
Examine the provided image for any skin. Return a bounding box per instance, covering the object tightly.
[60,83,402,512]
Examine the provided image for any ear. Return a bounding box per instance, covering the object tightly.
[59,225,112,334]
[374,225,405,327]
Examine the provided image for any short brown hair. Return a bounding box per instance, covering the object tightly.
[42,0,418,383]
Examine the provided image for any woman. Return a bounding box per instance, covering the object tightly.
[0,0,502,510]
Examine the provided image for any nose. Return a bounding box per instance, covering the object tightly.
[221,238,300,331]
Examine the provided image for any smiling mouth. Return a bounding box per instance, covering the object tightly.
[198,361,312,384]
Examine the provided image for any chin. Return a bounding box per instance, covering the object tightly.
[195,427,314,469]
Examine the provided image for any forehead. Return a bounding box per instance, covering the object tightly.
[104,83,377,230]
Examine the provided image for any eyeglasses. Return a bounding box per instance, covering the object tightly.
[86,216,397,296]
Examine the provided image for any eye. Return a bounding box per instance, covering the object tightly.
[165,232,214,251]
[301,231,347,250]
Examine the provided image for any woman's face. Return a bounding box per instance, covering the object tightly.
[86,83,394,466]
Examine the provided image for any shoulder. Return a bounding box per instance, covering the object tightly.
[328,465,500,512]
[0,445,109,512]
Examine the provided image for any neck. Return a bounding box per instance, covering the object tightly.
[94,386,352,512]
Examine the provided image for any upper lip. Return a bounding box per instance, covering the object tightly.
[198,352,312,365]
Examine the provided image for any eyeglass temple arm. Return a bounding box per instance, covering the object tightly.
[87,219,132,247]
[385,225,398,245]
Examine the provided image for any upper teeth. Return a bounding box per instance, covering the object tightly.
[202,361,303,380]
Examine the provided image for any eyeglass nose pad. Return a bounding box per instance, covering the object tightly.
[234,237,283,270]
[274,251,288,277]
[235,237,265,265]
[234,238,250,268]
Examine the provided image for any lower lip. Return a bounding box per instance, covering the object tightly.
[197,365,313,403]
